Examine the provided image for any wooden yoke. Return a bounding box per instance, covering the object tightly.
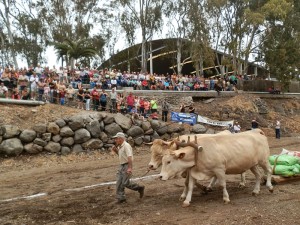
[174,135,202,166]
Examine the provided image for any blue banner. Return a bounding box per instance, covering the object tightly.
[171,112,197,125]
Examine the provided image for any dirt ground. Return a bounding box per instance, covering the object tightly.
[1,136,300,225]
[1,94,300,225]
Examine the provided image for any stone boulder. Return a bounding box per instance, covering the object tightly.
[24,143,43,154]
[55,118,66,128]
[82,139,103,149]
[73,144,83,154]
[60,126,75,137]
[68,115,85,131]
[143,135,151,143]
[61,146,71,156]
[141,121,151,132]
[86,120,101,138]
[114,113,132,130]
[134,137,144,146]
[150,120,160,130]
[191,124,207,134]
[61,137,75,147]
[74,128,91,144]
[104,123,123,137]
[0,138,23,156]
[127,126,144,138]
[103,114,115,125]
[205,128,215,134]
[99,132,108,143]
[19,129,37,143]
[33,124,47,134]
[33,138,47,147]
[156,125,168,135]
[167,123,183,134]
[0,126,4,136]
[44,141,61,153]
[3,125,20,139]
[42,133,52,142]
[47,122,60,135]
[144,128,154,135]
[52,135,62,143]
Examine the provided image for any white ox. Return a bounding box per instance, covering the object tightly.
[159,129,274,207]
[147,130,247,190]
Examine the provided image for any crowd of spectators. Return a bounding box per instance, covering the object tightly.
[0,64,243,119]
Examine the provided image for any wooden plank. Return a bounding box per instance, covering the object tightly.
[264,175,300,184]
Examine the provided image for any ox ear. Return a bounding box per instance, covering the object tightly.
[174,152,185,159]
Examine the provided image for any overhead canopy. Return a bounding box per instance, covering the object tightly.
[100,38,267,77]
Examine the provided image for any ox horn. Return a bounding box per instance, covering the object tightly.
[144,142,153,145]
[174,141,202,152]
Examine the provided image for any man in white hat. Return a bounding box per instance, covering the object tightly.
[111,132,145,203]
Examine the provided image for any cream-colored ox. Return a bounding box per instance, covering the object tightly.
[147,130,247,191]
[159,129,274,207]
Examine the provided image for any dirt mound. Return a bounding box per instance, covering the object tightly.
[1,94,300,135]
[0,103,82,130]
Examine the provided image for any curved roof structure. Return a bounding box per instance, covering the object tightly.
[100,38,267,77]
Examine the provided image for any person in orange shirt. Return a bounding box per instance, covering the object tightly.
[143,99,150,117]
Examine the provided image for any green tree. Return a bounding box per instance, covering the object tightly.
[261,0,300,91]
[112,0,164,73]
[53,39,99,69]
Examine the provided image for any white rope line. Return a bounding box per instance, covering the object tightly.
[0,174,159,202]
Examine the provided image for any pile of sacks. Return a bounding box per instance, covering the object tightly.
[269,149,300,177]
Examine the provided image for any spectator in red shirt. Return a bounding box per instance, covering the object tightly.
[91,87,100,111]
[139,97,145,115]
[12,88,21,100]
[126,92,135,112]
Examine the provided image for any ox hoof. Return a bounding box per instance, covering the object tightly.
[269,188,274,193]
[179,196,185,201]
[182,201,190,207]
[223,199,230,204]
[252,192,259,196]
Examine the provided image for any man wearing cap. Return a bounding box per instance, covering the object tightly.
[111,132,145,204]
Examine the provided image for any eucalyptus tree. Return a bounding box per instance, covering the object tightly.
[10,0,47,67]
[185,0,213,77]
[205,0,267,77]
[260,0,300,91]
[163,0,190,75]
[112,0,165,73]
[36,0,108,65]
[0,0,18,67]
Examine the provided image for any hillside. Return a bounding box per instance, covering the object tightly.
[1,94,300,137]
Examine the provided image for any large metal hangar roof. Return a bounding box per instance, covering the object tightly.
[100,38,267,77]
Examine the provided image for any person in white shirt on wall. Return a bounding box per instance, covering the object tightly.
[275,119,281,139]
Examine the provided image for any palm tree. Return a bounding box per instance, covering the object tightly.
[53,38,98,68]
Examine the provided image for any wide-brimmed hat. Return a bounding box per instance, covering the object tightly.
[112,132,126,139]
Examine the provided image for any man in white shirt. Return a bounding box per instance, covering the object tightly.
[275,120,281,139]
[110,88,117,113]
[111,132,145,203]
[0,82,8,98]
[35,64,43,76]
[30,73,39,100]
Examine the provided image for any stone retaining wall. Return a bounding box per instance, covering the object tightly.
[0,112,209,157]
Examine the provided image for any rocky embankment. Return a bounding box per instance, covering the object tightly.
[0,112,209,157]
